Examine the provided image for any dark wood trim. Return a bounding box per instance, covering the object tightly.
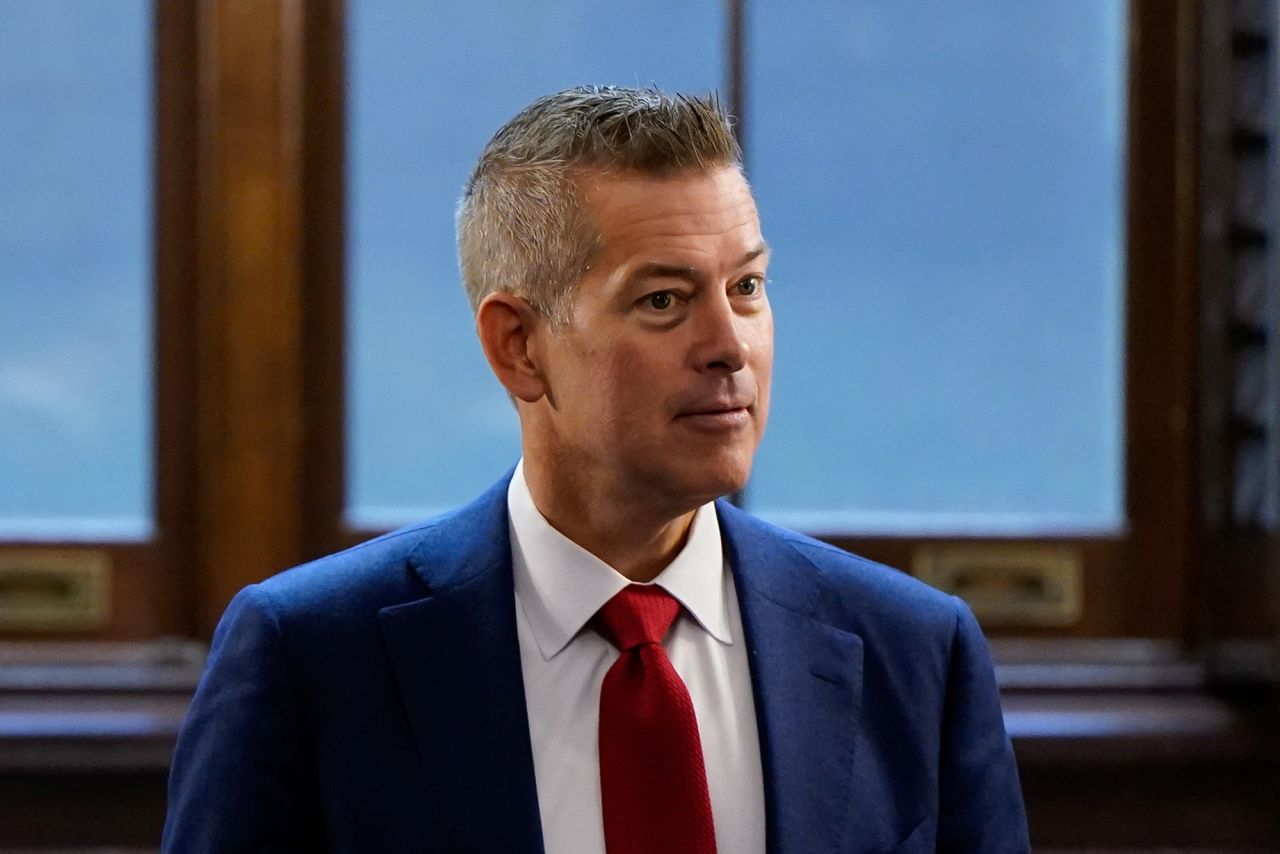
[1195,0,1280,681]
[5,690,1271,773]
[185,0,360,629]
[1,637,1273,847]
[1120,0,1200,638]
[991,638,1205,691]
[821,535,1120,638]
[1192,0,1235,655]
[2,638,1272,772]
[0,542,179,641]
[1022,756,1280,850]
[300,0,350,562]
[1007,691,1279,768]
[0,641,204,694]
[152,0,200,638]
[0,701,187,774]
[192,0,310,633]
[0,775,169,850]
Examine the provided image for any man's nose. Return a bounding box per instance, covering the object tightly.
[690,296,750,373]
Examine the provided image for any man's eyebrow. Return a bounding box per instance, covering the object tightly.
[628,262,701,285]
[738,241,771,267]
[627,242,772,287]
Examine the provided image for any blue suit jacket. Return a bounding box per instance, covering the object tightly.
[164,473,1030,853]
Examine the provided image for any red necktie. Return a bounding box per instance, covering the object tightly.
[595,585,717,854]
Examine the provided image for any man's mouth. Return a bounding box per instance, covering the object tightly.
[675,401,752,430]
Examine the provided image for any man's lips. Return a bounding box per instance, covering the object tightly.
[674,401,753,430]
[675,397,754,418]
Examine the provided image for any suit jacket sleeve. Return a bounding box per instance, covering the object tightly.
[936,596,1031,853]
[163,584,319,853]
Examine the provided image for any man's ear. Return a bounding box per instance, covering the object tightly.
[476,292,549,403]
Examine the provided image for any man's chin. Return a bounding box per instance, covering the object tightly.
[655,461,752,507]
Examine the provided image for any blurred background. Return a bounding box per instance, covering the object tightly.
[0,0,1276,850]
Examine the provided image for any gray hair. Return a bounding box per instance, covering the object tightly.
[456,86,742,329]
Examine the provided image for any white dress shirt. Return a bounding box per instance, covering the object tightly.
[508,461,766,854]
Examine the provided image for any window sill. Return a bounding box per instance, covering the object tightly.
[0,639,1275,774]
[0,641,202,774]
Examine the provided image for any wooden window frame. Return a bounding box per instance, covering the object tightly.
[0,0,199,641]
[1,3,1277,850]
[0,0,1263,653]
[305,0,1203,641]
[745,0,1201,640]
[0,0,343,640]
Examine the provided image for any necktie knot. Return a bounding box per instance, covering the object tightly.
[597,583,716,853]
[596,585,680,651]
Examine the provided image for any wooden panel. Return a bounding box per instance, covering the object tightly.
[299,0,349,562]
[151,0,201,640]
[193,0,309,633]
[0,774,167,850]
[1024,761,1280,850]
[0,640,1274,851]
[0,544,169,641]
[1195,0,1280,678]
[1117,0,1200,639]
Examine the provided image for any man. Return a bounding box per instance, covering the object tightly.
[164,87,1030,853]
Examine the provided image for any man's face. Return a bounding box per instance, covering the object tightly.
[533,165,773,509]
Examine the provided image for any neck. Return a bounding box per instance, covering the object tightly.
[521,455,697,583]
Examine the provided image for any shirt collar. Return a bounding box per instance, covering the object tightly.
[507,459,733,661]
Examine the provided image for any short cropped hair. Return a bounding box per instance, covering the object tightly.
[456,86,741,329]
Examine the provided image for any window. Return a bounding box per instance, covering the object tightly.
[4,6,1272,848]
[0,2,153,538]
[0,1,1201,642]
[340,1,1184,638]
[346,2,1128,538]
[748,0,1127,535]
[346,0,723,525]
[0,0,194,640]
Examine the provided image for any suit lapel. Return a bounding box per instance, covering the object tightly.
[378,476,545,853]
[719,501,865,854]
[373,479,863,853]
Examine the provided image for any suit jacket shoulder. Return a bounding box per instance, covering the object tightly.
[167,475,1029,854]
[714,500,1030,853]
[716,499,961,660]
[253,475,513,631]
[164,475,538,853]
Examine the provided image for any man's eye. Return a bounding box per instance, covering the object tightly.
[736,276,762,296]
[645,292,674,310]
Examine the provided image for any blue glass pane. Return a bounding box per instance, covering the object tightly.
[0,1,152,538]
[747,0,1127,533]
[347,1,723,525]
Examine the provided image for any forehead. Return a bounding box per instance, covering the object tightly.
[578,167,762,261]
